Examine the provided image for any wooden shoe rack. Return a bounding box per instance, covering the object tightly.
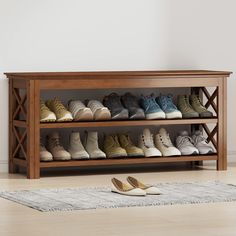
[6,70,231,179]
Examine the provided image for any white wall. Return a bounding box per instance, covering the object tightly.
[0,0,235,172]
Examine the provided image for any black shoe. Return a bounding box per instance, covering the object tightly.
[103,93,129,120]
[121,93,145,120]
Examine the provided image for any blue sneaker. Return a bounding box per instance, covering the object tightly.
[156,94,182,119]
[139,95,165,119]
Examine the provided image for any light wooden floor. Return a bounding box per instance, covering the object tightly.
[1,162,236,236]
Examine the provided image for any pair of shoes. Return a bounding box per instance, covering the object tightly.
[111,176,161,196]
[176,130,214,155]
[40,99,73,122]
[178,95,213,118]
[139,94,182,119]
[104,134,144,158]
[138,128,181,157]
[40,132,71,161]
[69,100,111,121]
[69,131,106,159]
[103,93,145,120]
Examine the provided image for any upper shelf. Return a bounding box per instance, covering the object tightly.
[5,70,232,80]
[39,118,218,129]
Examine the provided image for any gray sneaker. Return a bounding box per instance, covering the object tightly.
[177,95,199,118]
[103,93,129,120]
[121,93,145,120]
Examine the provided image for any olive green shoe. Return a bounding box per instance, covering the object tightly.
[40,100,56,122]
[118,134,144,157]
[104,135,127,158]
[190,95,213,117]
[177,95,199,118]
[46,98,73,122]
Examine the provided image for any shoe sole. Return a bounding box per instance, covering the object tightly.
[182,113,199,118]
[129,111,145,120]
[107,154,128,158]
[40,119,56,123]
[94,110,111,121]
[180,151,199,155]
[146,112,165,120]
[56,118,73,122]
[127,154,145,157]
[53,157,71,161]
[199,112,213,118]
[166,112,182,119]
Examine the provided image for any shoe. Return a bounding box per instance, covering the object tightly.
[103,93,129,120]
[40,139,53,161]
[68,132,89,160]
[118,134,144,157]
[189,95,213,117]
[127,176,162,195]
[156,94,182,119]
[46,98,73,122]
[192,130,214,154]
[155,128,181,156]
[138,129,162,157]
[87,100,111,120]
[121,93,145,120]
[111,178,146,196]
[84,131,106,159]
[139,95,165,119]
[40,100,56,122]
[68,100,93,121]
[177,95,199,118]
[176,131,199,155]
[47,132,71,161]
[104,135,127,158]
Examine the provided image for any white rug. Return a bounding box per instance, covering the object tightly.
[1,181,236,212]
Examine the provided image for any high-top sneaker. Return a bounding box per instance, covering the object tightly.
[87,100,111,120]
[177,95,199,118]
[156,94,182,119]
[118,134,144,157]
[103,93,129,120]
[40,138,53,161]
[138,129,162,157]
[104,135,127,158]
[47,132,71,161]
[84,131,106,159]
[155,128,181,156]
[40,101,56,122]
[191,130,214,154]
[139,95,165,119]
[68,132,89,159]
[176,130,199,155]
[68,100,93,121]
[189,95,213,117]
[46,98,73,122]
[121,93,145,120]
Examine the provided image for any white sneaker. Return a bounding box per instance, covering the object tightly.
[84,131,106,159]
[138,128,162,157]
[155,128,181,156]
[47,132,71,161]
[40,139,53,161]
[68,132,89,160]
[68,100,93,121]
[176,131,199,155]
[87,100,111,120]
[192,130,214,154]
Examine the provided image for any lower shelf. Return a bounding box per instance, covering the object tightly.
[37,155,217,168]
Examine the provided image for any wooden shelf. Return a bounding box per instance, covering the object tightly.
[40,118,218,129]
[40,155,217,168]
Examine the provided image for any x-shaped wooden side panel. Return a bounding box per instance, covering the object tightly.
[12,88,27,120]
[12,126,27,159]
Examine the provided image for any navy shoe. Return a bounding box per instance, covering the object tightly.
[139,94,165,119]
[103,93,129,120]
[156,94,182,119]
[121,93,145,120]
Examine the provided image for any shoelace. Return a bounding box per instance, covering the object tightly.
[50,138,63,148]
[160,95,176,110]
[160,132,173,147]
[180,96,194,113]
[142,134,155,148]
[191,96,207,112]
[53,99,67,112]
[40,101,50,112]
[194,134,208,145]
[121,135,133,147]
[142,96,160,110]
[123,94,139,108]
[107,94,122,108]
[88,101,103,113]
[177,136,194,148]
